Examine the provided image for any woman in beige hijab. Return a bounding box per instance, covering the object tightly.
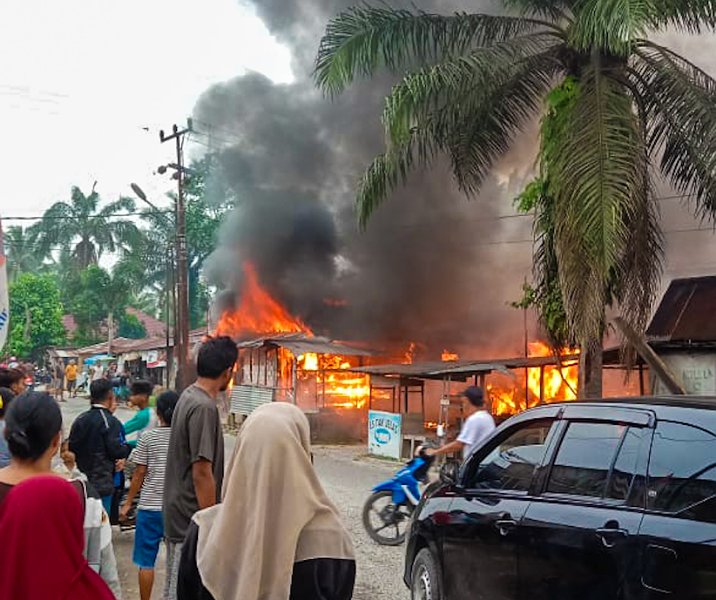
[177,402,356,600]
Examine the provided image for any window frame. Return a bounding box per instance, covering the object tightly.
[460,417,562,497]
[645,419,716,520]
[538,417,652,508]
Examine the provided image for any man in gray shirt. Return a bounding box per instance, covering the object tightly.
[162,336,238,599]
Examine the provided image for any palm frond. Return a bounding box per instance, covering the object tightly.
[614,179,663,342]
[631,43,716,218]
[99,196,136,217]
[445,51,561,193]
[550,65,649,344]
[356,46,561,224]
[504,0,574,20]
[649,0,716,32]
[70,186,97,216]
[356,137,423,227]
[315,5,559,95]
[569,0,655,55]
[382,33,560,144]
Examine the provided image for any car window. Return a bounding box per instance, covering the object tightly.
[547,422,625,498]
[465,420,555,492]
[606,426,645,502]
[648,421,716,521]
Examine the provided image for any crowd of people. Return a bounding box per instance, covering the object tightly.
[0,336,357,600]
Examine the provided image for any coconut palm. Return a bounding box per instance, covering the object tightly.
[32,185,141,269]
[4,226,41,281]
[315,1,716,396]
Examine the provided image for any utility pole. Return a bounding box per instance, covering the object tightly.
[160,119,193,391]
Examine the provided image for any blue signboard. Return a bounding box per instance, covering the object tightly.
[368,410,402,459]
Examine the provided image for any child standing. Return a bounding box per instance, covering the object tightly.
[124,380,158,448]
[120,390,179,600]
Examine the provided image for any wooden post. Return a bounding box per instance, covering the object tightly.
[614,317,686,395]
[638,363,645,396]
[291,353,298,405]
[479,373,489,415]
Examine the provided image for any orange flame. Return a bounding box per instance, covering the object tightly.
[215,262,313,338]
[403,342,417,364]
[441,349,460,362]
[526,341,578,404]
[488,341,579,417]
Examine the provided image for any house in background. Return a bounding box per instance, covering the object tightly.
[647,276,716,395]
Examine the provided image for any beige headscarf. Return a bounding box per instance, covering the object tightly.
[193,402,355,600]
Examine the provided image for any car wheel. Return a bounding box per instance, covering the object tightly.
[411,548,442,600]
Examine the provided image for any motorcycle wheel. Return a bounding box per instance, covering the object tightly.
[362,490,413,546]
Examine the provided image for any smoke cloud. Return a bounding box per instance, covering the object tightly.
[196,1,716,357]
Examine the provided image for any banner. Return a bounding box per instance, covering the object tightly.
[0,219,8,352]
[368,410,402,459]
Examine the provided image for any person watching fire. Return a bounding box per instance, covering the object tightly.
[424,386,495,460]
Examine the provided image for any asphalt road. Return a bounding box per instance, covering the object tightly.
[59,396,411,600]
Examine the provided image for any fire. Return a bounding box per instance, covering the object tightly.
[441,349,459,362]
[296,352,369,409]
[403,342,417,364]
[299,352,319,371]
[215,262,313,338]
[488,384,520,417]
[486,341,579,417]
[526,341,578,405]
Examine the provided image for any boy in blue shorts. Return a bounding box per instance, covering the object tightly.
[120,390,179,600]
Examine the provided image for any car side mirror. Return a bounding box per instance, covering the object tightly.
[439,460,461,486]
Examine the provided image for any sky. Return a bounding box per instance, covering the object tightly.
[0,0,292,223]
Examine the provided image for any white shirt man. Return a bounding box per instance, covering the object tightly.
[426,386,496,460]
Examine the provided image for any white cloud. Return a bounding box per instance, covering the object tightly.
[0,0,292,221]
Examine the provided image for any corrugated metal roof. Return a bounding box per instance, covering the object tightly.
[647,276,716,342]
[353,354,578,380]
[236,333,373,357]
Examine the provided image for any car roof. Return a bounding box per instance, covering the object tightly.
[519,396,716,430]
[549,395,716,412]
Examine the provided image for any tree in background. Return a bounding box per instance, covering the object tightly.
[4,226,41,282]
[137,155,235,328]
[117,312,147,339]
[7,273,65,360]
[70,262,140,350]
[32,185,141,270]
[316,2,716,397]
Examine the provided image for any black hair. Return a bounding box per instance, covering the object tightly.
[90,378,113,403]
[463,386,485,408]
[156,390,180,426]
[4,391,62,461]
[197,336,238,379]
[0,387,15,418]
[130,379,153,397]
[0,368,24,388]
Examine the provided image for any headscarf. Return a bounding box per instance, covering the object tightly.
[193,403,355,600]
[0,475,115,600]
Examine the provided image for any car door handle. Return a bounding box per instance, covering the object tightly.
[595,527,628,548]
[494,516,518,537]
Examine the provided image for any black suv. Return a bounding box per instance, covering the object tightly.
[405,398,716,600]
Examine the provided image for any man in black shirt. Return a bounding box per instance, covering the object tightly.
[69,379,131,515]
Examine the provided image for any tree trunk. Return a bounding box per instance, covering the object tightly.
[578,339,603,398]
[107,311,114,356]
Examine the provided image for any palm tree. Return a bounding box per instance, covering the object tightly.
[4,226,41,281]
[315,2,716,396]
[32,185,141,269]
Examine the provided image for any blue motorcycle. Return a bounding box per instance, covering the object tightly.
[362,447,436,545]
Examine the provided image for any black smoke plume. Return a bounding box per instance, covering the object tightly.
[197,1,716,357]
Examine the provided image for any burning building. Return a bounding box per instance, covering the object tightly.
[212,262,582,446]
